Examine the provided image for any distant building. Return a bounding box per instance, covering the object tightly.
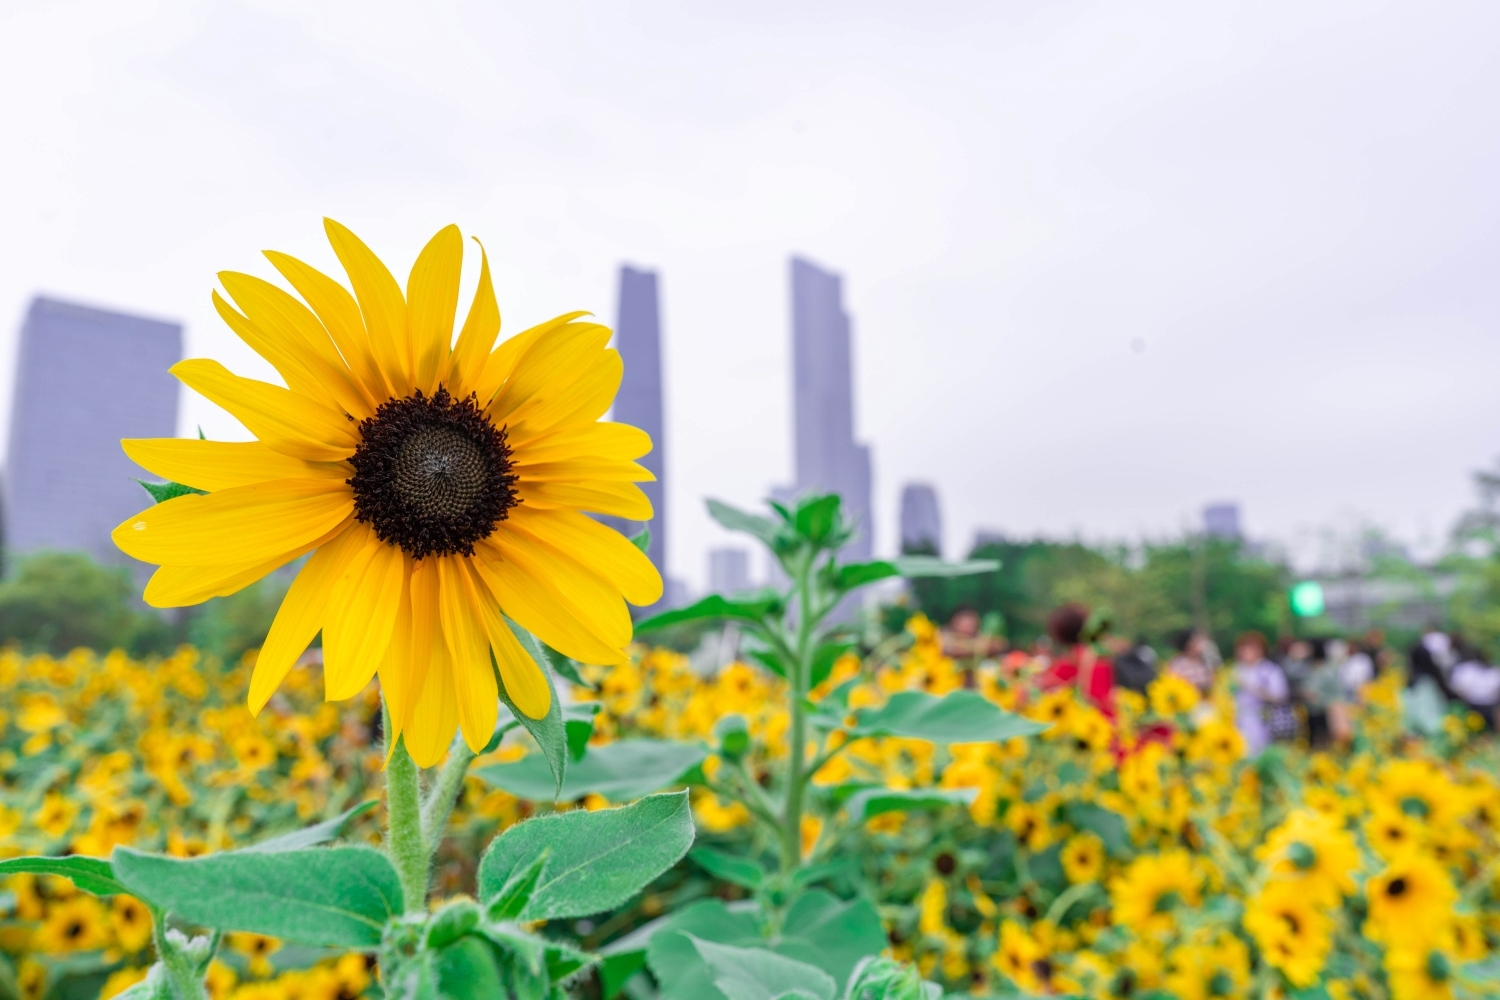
[1203,502,1242,540]
[972,529,1009,552]
[708,547,752,596]
[899,482,942,555]
[785,257,873,561]
[5,297,181,567]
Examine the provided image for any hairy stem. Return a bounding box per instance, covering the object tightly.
[383,706,428,914]
[421,742,476,854]
[151,909,211,1000]
[780,553,816,875]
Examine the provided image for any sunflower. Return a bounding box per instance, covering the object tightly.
[1148,674,1200,716]
[114,221,662,766]
[1368,760,1468,830]
[1365,853,1457,944]
[33,895,111,953]
[1061,831,1106,884]
[1384,945,1458,1000]
[1163,934,1250,1000]
[1255,808,1360,905]
[1108,850,1203,935]
[992,920,1044,993]
[1185,720,1245,768]
[110,895,153,953]
[1242,881,1332,988]
[1365,805,1425,860]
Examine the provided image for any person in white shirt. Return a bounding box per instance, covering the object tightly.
[1232,631,1291,756]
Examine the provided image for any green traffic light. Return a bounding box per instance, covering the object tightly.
[1290,580,1325,617]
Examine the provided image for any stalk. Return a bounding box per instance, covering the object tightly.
[780,553,816,875]
[421,743,476,853]
[383,703,428,914]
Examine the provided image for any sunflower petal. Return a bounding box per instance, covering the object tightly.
[489,324,612,427]
[113,479,352,567]
[211,290,330,407]
[407,225,462,396]
[507,506,662,607]
[405,627,458,768]
[512,458,654,483]
[141,517,350,608]
[463,560,551,719]
[439,557,499,752]
[249,525,366,713]
[444,239,501,398]
[323,533,406,701]
[509,349,622,439]
[123,438,349,493]
[376,577,416,742]
[171,359,358,461]
[510,422,652,465]
[324,218,410,394]
[515,480,652,521]
[470,312,588,406]
[264,250,392,403]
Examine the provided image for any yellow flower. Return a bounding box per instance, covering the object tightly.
[232,733,277,775]
[1163,934,1250,1000]
[110,895,154,953]
[100,968,149,999]
[1148,674,1200,716]
[33,792,79,839]
[205,960,238,1000]
[1365,805,1425,860]
[1368,760,1468,830]
[228,932,282,978]
[1109,850,1202,935]
[692,792,750,833]
[918,879,948,936]
[1255,808,1360,905]
[1243,881,1333,987]
[1385,944,1458,1000]
[1185,719,1244,767]
[992,920,1043,992]
[1365,853,1457,944]
[800,815,823,859]
[33,895,111,953]
[1061,832,1106,884]
[113,221,663,767]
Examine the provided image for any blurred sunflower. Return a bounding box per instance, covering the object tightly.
[1109,850,1203,935]
[1384,943,1459,1000]
[1368,760,1468,829]
[1255,808,1361,905]
[1060,831,1106,884]
[1243,881,1332,988]
[114,221,662,766]
[1366,853,1458,943]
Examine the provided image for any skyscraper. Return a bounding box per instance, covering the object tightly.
[1203,502,1242,540]
[899,482,942,556]
[708,547,752,596]
[5,297,181,566]
[789,257,873,561]
[612,266,684,607]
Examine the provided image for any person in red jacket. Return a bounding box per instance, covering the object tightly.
[1037,602,1115,713]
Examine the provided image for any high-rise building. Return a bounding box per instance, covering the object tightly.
[708,547,752,596]
[788,257,873,561]
[899,482,942,556]
[5,297,181,566]
[1203,502,1242,540]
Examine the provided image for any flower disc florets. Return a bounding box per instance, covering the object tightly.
[348,387,518,559]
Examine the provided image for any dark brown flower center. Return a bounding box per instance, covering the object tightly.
[348,388,519,559]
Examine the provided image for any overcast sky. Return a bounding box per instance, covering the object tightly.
[2,1,1497,589]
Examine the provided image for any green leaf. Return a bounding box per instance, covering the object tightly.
[475,739,707,803]
[686,936,836,1000]
[112,845,402,947]
[646,901,769,1000]
[542,642,591,690]
[690,847,766,891]
[111,965,172,1000]
[634,593,784,634]
[707,499,782,549]
[792,495,843,548]
[135,480,206,504]
[852,691,1045,743]
[843,957,941,1000]
[1061,802,1132,859]
[0,856,126,896]
[240,799,378,853]
[476,791,695,920]
[890,556,999,577]
[629,528,652,554]
[809,641,856,689]
[486,850,550,921]
[425,898,481,950]
[500,618,568,794]
[564,703,599,762]
[599,949,649,999]
[436,936,506,1000]
[775,891,886,989]
[832,561,901,592]
[544,936,598,983]
[788,858,859,892]
[714,715,751,759]
[843,787,977,822]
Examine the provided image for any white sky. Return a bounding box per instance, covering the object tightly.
[1,1,1497,589]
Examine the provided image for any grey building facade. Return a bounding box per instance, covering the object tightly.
[708,547,752,597]
[899,482,942,556]
[5,297,181,566]
[789,257,873,561]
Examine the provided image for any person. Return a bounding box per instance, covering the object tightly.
[1166,629,1214,694]
[1232,631,1290,755]
[1450,642,1500,729]
[1110,636,1159,694]
[1408,626,1460,701]
[1340,630,1381,694]
[1303,639,1349,747]
[942,607,1005,660]
[1037,603,1115,713]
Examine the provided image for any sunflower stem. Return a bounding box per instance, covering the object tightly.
[421,742,476,856]
[383,709,428,914]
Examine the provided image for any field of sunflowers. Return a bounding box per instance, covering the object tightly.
[3,606,1499,1000]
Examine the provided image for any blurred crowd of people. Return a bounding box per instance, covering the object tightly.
[938,603,1500,756]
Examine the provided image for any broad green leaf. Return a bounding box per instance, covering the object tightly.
[477,791,695,920]
[843,787,977,822]
[564,703,599,761]
[809,641,856,688]
[832,561,901,592]
[687,936,836,1000]
[600,949,649,999]
[136,480,206,504]
[543,643,591,690]
[890,556,999,578]
[744,645,788,679]
[788,858,859,892]
[500,618,568,794]
[436,937,506,1000]
[486,850,550,921]
[240,799,378,853]
[852,691,1045,743]
[629,528,652,554]
[646,900,767,1000]
[707,499,781,549]
[792,495,843,547]
[1061,802,1132,859]
[0,856,125,896]
[635,593,784,634]
[475,739,707,803]
[775,891,886,989]
[544,936,598,983]
[714,715,751,759]
[112,845,402,947]
[843,957,942,1000]
[479,921,547,978]
[425,899,481,951]
[690,847,766,891]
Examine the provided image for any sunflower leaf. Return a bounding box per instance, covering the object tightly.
[239,799,378,853]
[706,500,781,549]
[499,618,568,796]
[134,480,206,504]
[0,855,126,896]
[851,691,1045,743]
[629,528,651,554]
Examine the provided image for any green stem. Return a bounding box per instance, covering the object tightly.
[421,742,476,854]
[151,907,211,1000]
[780,553,816,875]
[384,708,428,914]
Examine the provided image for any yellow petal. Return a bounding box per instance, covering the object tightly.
[469,312,588,406]
[323,533,407,701]
[407,225,462,396]
[264,250,393,403]
[511,422,652,465]
[472,532,629,666]
[123,438,349,493]
[513,457,654,483]
[507,506,662,607]
[211,290,331,408]
[249,525,366,713]
[218,272,374,417]
[489,323,612,427]
[463,559,551,719]
[396,557,443,758]
[172,359,358,461]
[113,478,352,567]
[443,239,501,398]
[324,218,410,394]
[515,480,652,521]
[405,624,458,768]
[141,517,349,608]
[438,557,499,753]
[509,349,622,439]
[376,577,415,742]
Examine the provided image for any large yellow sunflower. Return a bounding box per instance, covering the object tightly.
[113,220,662,766]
